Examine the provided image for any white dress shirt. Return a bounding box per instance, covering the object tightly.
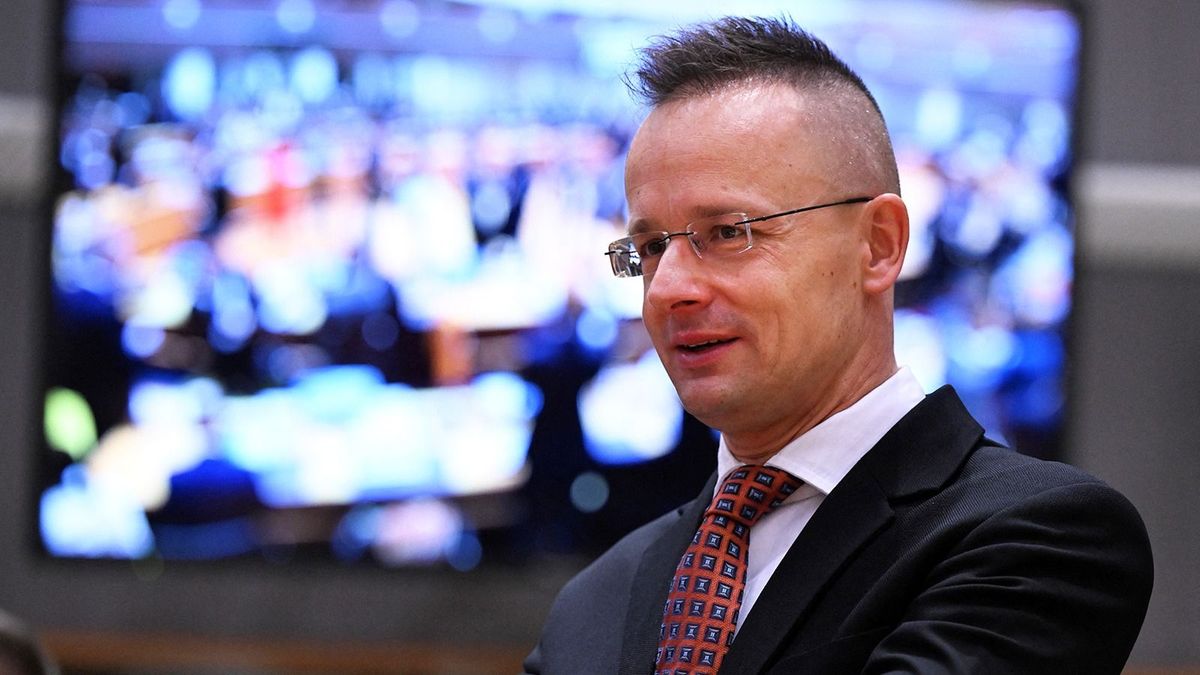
[713,367,927,633]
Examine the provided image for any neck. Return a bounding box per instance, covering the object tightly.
[723,359,898,465]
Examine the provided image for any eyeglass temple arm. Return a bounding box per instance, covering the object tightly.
[736,196,873,225]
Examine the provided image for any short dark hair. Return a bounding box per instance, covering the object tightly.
[626,15,901,195]
[626,15,883,116]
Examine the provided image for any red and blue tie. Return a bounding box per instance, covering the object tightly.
[655,465,801,674]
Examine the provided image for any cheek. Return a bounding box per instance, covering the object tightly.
[754,267,843,344]
[641,299,667,344]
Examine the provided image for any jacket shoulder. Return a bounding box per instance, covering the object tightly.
[524,503,692,674]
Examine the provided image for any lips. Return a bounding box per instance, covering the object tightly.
[680,338,735,353]
[670,328,740,358]
[669,334,738,369]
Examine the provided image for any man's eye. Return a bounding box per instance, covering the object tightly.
[716,225,743,240]
[639,238,668,258]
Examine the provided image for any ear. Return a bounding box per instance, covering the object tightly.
[860,193,909,295]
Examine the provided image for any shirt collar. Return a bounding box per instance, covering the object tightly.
[716,366,927,496]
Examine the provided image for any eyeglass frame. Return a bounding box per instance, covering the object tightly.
[604,196,875,278]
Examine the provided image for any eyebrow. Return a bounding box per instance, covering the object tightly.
[626,218,655,236]
[626,206,750,235]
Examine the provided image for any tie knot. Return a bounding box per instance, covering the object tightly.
[708,465,801,528]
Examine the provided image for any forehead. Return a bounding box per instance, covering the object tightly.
[624,83,836,223]
[629,84,813,170]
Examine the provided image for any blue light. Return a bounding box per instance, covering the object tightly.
[40,467,155,559]
[263,344,332,384]
[239,51,287,100]
[256,272,328,335]
[292,365,386,422]
[365,500,467,566]
[1018,99,1070,173]
[946,323,1018,390]
[129,377,212,426]
[276,0,316,34]
[993,227,1072,326]
[218,391,301,473]
[154,518,259,560]
[213,299,256,342]
[946,198,1003,259]
[1013,330,1064,374]
[952,39,993,80]
[446,531,482,571]
[578,353,682,465]
[409,56,489,118]
[210,272,256,350]
[855,33,896,72]
[1006,374,1063,427]
[75,254,117,297]
[259,88,305,134]
[331,506,379,561]
[914,88,963,150]
[894,309,946,392]
[162,0,201,30]
[290,47,339,105]
[78,150,115,190]
[471,180,513,236]
[163,47,216,121]
[569,471,609,513]
[350,385,440,495]
[353,53,395,108]
[477,7,519,44]
[380,0,420,40]
[121,323,166,359]
[67,127,108,171]
[361,312,400,351]
[474,370,543,419]
[576,307,618,351]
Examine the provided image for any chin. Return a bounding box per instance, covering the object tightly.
[675,387,733,428]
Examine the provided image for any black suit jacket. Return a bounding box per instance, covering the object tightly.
[524,387,1153,674]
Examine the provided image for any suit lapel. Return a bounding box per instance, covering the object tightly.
[721,467,892,675]
[721,386,984,674]
[617,472,718,675]
[615,387,983,674]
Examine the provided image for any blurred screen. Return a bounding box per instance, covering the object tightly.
[40,0,1081,567]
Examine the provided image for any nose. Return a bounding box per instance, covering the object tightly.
[644,235,710,312]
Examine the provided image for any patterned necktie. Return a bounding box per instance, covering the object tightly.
[655,465,801,674]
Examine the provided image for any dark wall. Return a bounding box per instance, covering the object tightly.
[0,0,48,98]
[1080,0,1200,165]
[1070,265,1200,664]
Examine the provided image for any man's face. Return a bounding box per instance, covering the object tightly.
[625,83,878,452]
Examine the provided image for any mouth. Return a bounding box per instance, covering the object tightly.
[679,338,736,353]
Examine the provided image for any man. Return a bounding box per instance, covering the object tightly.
[525,16,1152,675]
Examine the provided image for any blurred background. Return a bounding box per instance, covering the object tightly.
[0,0,1197,673]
